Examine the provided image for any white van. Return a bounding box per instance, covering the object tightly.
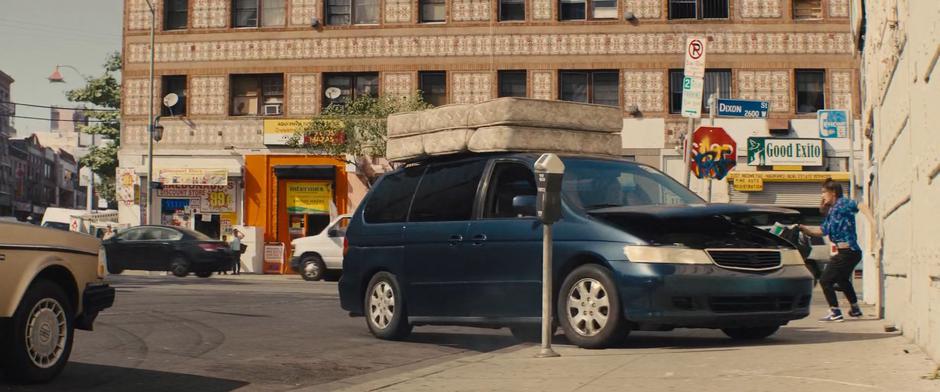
[40,208,89,231]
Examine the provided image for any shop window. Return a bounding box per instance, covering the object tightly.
[232,0,285,27]
[793,0,823,20]
[419,71,447,106]
[322,73,379,108]
[326,0,379,25]
[161,75,187,116]
[668,69,731,114]
[559,71,619,107]
[230,74,284,116]
[420,0,446,22]
[499,0,525,21]
[796,70,825,114]
[668,0,728,20]
[363,166,424,223]
[164,0,188,30]
[498,71,527,98]
[409,159,487,222]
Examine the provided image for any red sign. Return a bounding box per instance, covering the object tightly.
[688,39,704,60]
[689,126,736,180]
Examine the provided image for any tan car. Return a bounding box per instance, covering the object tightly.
[0,221,115,383]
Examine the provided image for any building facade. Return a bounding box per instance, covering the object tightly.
[855,0,939,359]
[0,70,14,215]
[121,0,860,271]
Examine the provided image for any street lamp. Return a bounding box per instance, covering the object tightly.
[144,0,156,225]
[47,65,85,83]
[47,64,97,212]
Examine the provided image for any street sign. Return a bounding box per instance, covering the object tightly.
[818,109,848,138]
[733,176,764,192]
[746,137,823,166]
[717,99,769,118]
[681,76,704,118]
[689,126,736,180]
[684,36,707,79]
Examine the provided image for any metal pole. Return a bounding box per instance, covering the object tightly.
[848,109,856,200]
[705,91,716,202]
[145,0,155,225]
[88,171,95,212]
[536,223,559,358]
[683,117,694,187]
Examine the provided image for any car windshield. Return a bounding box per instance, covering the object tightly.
[41,221,71,231]
[561,157,703,211]
[175,227,214,241]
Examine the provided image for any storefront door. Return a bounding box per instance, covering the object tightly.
[276,179,335,272]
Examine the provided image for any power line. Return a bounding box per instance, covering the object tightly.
[0,101,120,112]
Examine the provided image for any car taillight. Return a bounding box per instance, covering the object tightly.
[343,237,349,257]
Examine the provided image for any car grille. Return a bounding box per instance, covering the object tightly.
[707,250,782,271]
[709,296,796,313]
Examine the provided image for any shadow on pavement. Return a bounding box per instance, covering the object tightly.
[0,362,248,392]
[405,331,521,353]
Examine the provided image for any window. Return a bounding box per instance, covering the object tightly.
[420,0,446,22]
[323,73,379,107]
[498,71,527,98]
[419,71,447,106]
[668,0,728,19]
[499,0,525,21]
[116,227,145,241]
[409,159,487,222]
[559,71,619,107]
[668,69,731,114]
[161,75,187,116]
[793,0,822,20]
[326,0,379,25]
[230,74,284,116]
[561,158,702,211]
[232,0,285,27]
[164,0,188,30]
[796,70,825,114]
[363,166,424,224]
[560,0,616,20]
[485,163,537,218]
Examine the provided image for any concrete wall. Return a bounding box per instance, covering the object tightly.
[858,0,940,360]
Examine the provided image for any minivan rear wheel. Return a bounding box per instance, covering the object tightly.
[557,264,627,349]
[364,272,411,340]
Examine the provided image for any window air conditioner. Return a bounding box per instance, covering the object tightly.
[263,104,282,116]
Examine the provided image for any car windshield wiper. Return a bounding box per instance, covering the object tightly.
[584,203,624,210]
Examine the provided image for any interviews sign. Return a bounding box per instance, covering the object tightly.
[747,138,823,166]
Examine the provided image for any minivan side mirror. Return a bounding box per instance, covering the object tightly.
[512,195,537,217]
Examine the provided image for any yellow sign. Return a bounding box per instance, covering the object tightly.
[727,171,850,183]
[158,168,227,186]
[733,177,764,192]
[772,165,803,171]
[286,181,333,214]
[263,118,345,145]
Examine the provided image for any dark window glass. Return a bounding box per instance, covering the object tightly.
[500,0,525,21]
[420,0,446,22]
[164,0,188,30]
[364,166,425,224]
[116,227,145,241]
[560,0,586,20]
[669,69,732,114]
[668,70,684,114]
[409,159,486,222]
[233,0,259,27]
[327,0,378,25]
[162,75,187,116]
[327,0,351,25]
[560,71,619,107]
[498,71,527,98]
[669,0,727,19]
[701,0,728,18]
[485,163,537,218]
[793,0,823,20]
[419,71,447,106]
[230,74,284,116]
[669,0,696,19]
[796,70,825,114]
[323,73,379,107]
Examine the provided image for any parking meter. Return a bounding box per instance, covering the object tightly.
[534,153,565,225]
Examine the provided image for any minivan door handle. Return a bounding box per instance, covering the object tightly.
[448,234,464,245]
[471,234,487,245]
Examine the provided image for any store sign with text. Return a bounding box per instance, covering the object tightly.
[285,181,333,214]
[263,118,345,146]
[158,168,227,186]
[157,182,236,213]
[747,138,823,166]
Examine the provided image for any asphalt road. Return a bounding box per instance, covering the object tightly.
[1,274,520,392]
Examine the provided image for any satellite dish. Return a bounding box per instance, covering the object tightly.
[324,87,341,100]
[162,93,179,108]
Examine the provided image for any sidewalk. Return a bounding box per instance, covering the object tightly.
[325,302,939,392]
[120,270,303,281]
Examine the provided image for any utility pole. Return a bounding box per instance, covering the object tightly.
[145,0,156,225]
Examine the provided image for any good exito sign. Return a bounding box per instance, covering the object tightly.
[747,137,823,166]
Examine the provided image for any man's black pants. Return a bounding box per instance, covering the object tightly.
[820,249,862,308]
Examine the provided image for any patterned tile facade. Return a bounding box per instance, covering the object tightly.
[623,0,662,19]
[452,72,493,104]
[290,0,321,26]
[384,0,412,23]
[288,74,321,115]
[622,71,664,112]
[382,72,416,97]
[830,70,853,110]
[193,0,228,28]
[126,0,157,30]
[123,120,264,147]
[530,71,554,100]
[123,78,157,116]
[737,70,791,113]
[453,0,491,21]
[127,32,855,63]
[828,0,850,18]
[739,0,783,18]
[532,0,553,20]
[189,76,228,115]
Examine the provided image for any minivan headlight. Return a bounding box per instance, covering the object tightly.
[623,246,712,264]
[780,249,805,266]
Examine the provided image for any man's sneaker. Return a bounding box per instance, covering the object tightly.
[819,311,845,322]
[848,306,863,318]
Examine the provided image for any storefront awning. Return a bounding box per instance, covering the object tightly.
[273,165,336,181]
[157,168,228,186]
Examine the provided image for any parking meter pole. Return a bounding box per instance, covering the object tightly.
[683,117,694,187]
[537,224,560,358]
[533,153,564,359]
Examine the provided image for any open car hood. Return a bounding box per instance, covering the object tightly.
[587,203,800,224]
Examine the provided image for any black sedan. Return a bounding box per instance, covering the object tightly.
[102,225,233,278]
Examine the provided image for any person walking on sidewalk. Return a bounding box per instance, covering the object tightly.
[799,179,875,322]
[230,229,245,275]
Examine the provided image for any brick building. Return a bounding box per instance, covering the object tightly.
[120,0,861,271]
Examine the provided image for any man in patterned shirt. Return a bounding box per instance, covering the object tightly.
[799,179,874,322]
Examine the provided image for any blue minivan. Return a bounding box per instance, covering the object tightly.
[338,153,814,348]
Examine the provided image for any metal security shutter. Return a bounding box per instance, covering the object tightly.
[729,181,848,207]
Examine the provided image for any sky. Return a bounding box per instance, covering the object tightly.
[0,1,123,135]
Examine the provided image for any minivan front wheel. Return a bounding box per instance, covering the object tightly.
[364,272,412,340]
[558,264,627,349]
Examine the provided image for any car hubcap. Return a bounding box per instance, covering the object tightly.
[25,298,67,368]
[368,282,395,330]
[566,278,610,337]
[304,262,319,278]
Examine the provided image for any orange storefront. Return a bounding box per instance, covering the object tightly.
[243,155,353,274]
